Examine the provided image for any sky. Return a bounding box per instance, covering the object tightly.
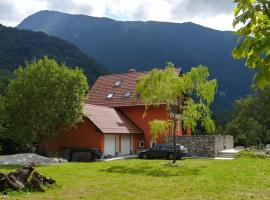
[0,0,235,31]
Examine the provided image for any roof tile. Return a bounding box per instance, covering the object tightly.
[86,71,148,107]
[83,104,143,134]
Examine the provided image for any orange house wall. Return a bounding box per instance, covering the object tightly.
[132,133,144,152]
[120,105,169,148]
[48,118,104,154]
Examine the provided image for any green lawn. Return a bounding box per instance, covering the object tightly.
[1,156,270,200]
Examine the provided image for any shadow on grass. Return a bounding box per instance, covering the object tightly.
[100,163,200,177]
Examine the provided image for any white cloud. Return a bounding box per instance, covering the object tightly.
[0,0,235,30]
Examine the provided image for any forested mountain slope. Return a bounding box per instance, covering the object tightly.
[0,24,107,94]
[18,10,254,113]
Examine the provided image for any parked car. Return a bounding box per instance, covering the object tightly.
[138,144,188,160]
[59,148,102,162]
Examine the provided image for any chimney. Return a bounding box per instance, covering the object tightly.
[128,69,136,73]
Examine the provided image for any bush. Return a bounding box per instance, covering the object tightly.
[236,150,268,159]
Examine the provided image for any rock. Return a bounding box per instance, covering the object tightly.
[0,153,67,165]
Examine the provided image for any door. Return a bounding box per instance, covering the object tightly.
[104,134,116,156]
[121,135,131,155]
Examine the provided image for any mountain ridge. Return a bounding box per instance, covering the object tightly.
[17,10,254,113]
[0,23,107,93]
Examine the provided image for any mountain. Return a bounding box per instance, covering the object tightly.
[0,24,107,94]
[17,10,254,113]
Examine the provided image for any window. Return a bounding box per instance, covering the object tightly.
[150,139,156,147]
[139,140,145,148]
[114,80,122,87]
[123,91,131,98]
[106,93,114,99]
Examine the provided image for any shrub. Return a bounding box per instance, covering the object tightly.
[236,150,268,159]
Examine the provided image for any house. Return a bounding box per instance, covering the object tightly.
[49,69,190,156]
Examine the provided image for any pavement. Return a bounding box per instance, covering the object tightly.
[219,149,241,153]
[214,157,234,160]
[102,154,138,162]
[100,149,242,161]
[214,148,242,160]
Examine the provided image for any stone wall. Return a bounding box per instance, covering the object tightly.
[166,135,234,157]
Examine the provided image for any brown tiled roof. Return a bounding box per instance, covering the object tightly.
[86,70,148,107]
[83,104,143,134]
[86,69,181,107]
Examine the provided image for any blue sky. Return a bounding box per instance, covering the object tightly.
[0,0,235,31]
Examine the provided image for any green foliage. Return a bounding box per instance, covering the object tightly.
[220,88,270,146]
[149,120,170,139]
[0,70,10,96]
[0,95,5,133]
[136,62,217,137]
[0,24,107,86]
[5,57,88,148]
[233,0,270,88]
[236,150,268,159]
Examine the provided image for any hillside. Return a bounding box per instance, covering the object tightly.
[17,10,254,113]
[0,24,107,93]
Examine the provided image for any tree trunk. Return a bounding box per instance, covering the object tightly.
[0,164,56,193]
[172,98,181,164]
[172,112,177,164]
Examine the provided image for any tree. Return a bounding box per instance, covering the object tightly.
[0,69,10,96]
[221,88,270,147]
[136,63,217,163]
[0,96,5,134]
[233,0,270,88]
[5,57,88,152]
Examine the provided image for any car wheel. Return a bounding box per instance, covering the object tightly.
[90,153,96,161]
[142,153,148,159]
[167,153,174,160]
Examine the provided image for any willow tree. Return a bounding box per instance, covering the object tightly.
[136,63,217,163]
[233,0,270,88]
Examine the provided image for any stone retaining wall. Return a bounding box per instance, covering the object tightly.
[166,135,234,157]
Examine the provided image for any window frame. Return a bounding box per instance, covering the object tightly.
[113,80,122,87]
[123,91,132,98]
[106,93,114,99]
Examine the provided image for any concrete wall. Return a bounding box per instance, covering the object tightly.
[166,135,234,157]
[214,135,234,156]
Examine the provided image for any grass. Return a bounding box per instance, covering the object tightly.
[1,155,270,200]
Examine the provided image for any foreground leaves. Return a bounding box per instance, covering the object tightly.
[4,57,88,150]
[233,0,270,88]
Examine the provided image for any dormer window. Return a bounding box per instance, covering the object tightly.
[106,93,114,99]
[123,91,131,98]
[114,80,122,87]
